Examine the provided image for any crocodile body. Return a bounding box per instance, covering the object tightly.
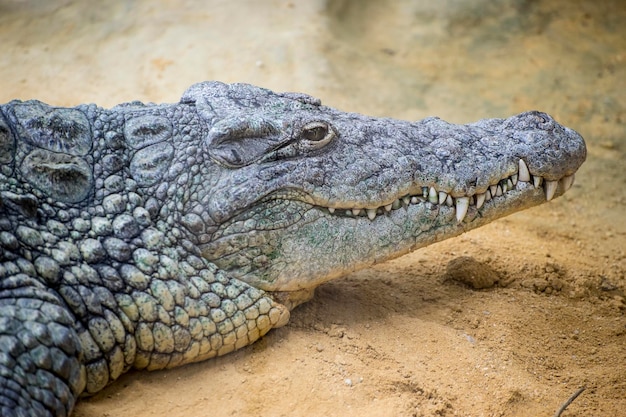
[0,82,586,416]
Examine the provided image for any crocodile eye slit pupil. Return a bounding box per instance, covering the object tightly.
[230,149,241,164]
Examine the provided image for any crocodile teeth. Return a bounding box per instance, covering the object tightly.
[324,159,570,220]
[560,174,575,191]
[518,159,531,182]
[544,180,558,201]
[476,192,486,209]
[455,197,469,222]
[428,187,438,204]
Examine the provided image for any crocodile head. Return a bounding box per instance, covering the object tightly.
[180,82,586,306]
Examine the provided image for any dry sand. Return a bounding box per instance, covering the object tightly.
[0,1,624,416]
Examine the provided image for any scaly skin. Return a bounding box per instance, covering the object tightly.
[0,82,586,416]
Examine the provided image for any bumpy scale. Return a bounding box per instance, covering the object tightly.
[0,82,586,417]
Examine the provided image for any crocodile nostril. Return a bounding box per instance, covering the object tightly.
[526,111,556,130]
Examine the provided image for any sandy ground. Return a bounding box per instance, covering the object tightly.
[1,1,624,416]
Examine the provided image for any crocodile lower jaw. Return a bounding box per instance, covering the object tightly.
[323,159,575,223]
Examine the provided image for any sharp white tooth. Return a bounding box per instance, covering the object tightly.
[476,193,486,209]
[428,187,438,204]
[446,194,453,206]
[392,199,401,210]
[328,207,335,213]
[490,185,497,196]
[422,187,429,198]
[366,208,377,220]
[533,175,543,189]
[455,197,469,223]
[410,196,418,204]
[560,174,575,191]
[384,203,392,212]
[346,209,353,216]
[544,180,558,201]
[518,159,531,182]
[496,185,503,196]
[511,174,518,186]
[507,179,513,190]
[402,196,410,206]
[352,208,361,216]
[438,191,447,205]
[485,189,492,201]
[501,182,508,193]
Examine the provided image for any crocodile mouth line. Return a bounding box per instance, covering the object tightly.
[320,159,575,223]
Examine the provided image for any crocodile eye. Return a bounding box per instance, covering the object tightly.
[303,126,327,141]
[299,121,335,150]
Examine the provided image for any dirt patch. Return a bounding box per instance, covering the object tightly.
[443,256,500,289]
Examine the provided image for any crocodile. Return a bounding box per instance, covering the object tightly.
[0,81,586,416]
